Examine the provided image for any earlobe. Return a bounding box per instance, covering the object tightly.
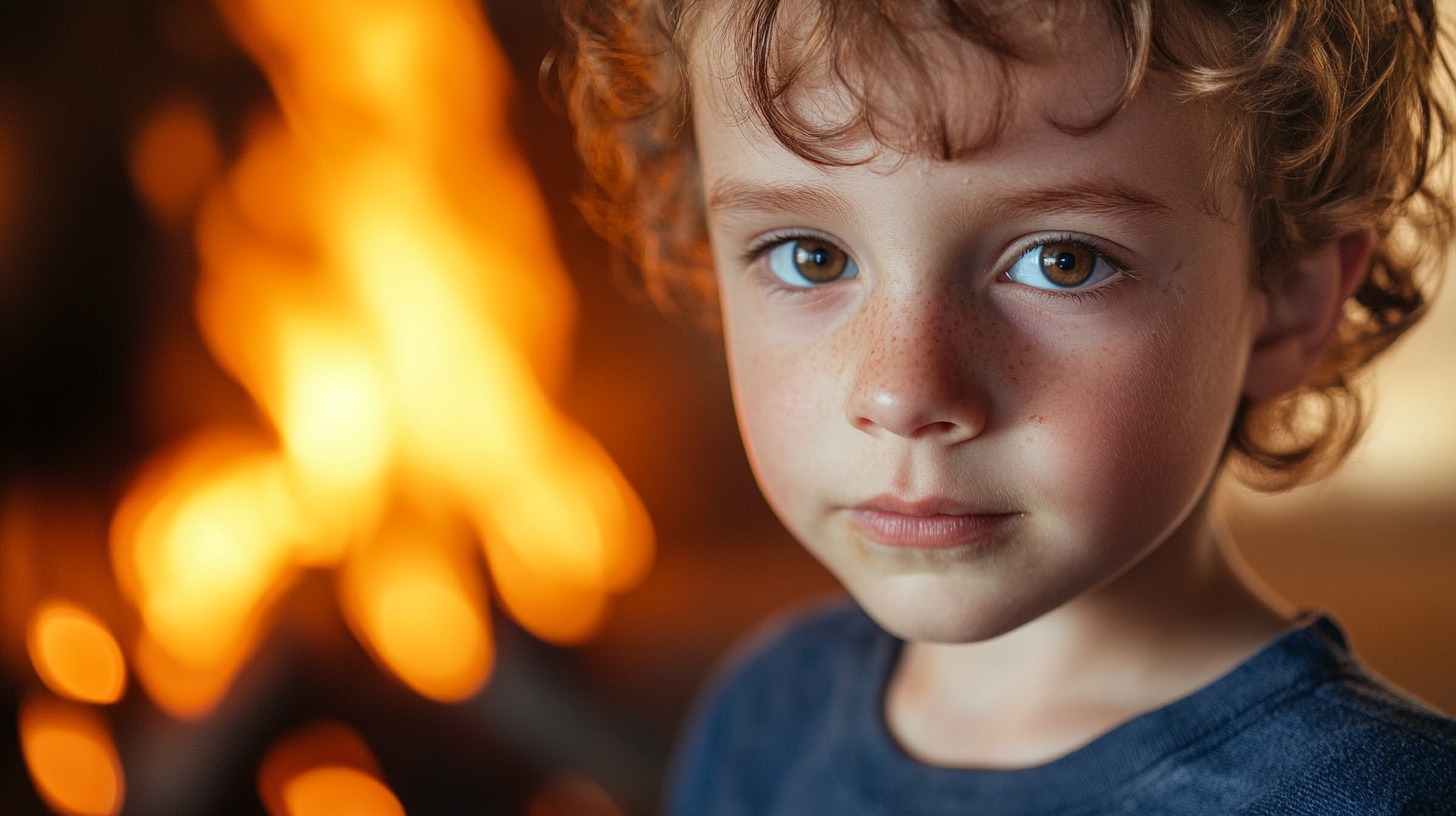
[1242,226,1374,402]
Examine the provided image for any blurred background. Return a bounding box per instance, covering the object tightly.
[0,1,1451,814]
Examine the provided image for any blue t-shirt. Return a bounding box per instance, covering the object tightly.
[667,600,1456,815]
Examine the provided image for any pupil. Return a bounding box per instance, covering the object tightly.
[811,248,830,267]
[1055,252,1077,271]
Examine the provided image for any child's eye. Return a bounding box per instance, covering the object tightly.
[1005,241,1118,291]
[764,237,860,287]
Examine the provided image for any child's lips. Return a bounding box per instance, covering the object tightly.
[847,496,1020,549]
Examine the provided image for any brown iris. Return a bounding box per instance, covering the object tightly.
[1038,242,1096,288]
[793,239,851,283]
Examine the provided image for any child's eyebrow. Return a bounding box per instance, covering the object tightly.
[707,178,857,223]
[706,176,1177,226]
[995,181,1178,223]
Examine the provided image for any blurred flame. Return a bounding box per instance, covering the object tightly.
[100,0,651,717]
[110,432,300,715]
[26,600,127,705]
[339,514,493,701]
[282,768,406,816]
[18,695,125,816]
[131,626,249,719]
[112,434,297,667]
[128,99,223,226]
[258,721,404,816]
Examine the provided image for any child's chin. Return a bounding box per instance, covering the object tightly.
[850,583,1044,645]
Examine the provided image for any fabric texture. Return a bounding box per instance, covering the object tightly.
[666,599,1456,815]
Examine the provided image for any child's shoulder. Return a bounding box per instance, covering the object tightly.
[1231,615,1456,748]
[1298,643,1456,749]
[697,593,887,714]
[1264,680,1456,813]
[1214,685,1456,813]
[1122,614,1456,813]
[664,595,893,813]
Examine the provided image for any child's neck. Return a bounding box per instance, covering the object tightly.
[884,496,1294,770]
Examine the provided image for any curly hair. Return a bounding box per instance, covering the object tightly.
[558,0,1454,490]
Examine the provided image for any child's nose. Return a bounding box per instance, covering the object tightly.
[844,294,989,443]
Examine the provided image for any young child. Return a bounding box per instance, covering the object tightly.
[561,0,1456,811]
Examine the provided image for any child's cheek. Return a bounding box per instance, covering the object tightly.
[1009,296,1251,549]
[723,319,842,527]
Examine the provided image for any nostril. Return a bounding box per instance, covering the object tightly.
[849,413,879,434]
[847,389,987,442]
[912,420,962,439]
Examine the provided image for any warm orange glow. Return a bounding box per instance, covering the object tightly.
[281,767,406,816]
[257,721,403,816]
[279,769,407,816]
[110,432,300,716]
[340,516,493,701]
[483,523,609,644]
[131,630,253,719]
[108,0,651,716]
[128,100,223,225]
[19,695,125,816]
[26,600,127,705]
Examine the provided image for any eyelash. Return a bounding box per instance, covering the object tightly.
[742,230,831,266]
[741,230,853,295]
[739,231,1137,299]
[1008,232,1137,303]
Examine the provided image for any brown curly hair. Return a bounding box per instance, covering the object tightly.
[557,0,1454,490]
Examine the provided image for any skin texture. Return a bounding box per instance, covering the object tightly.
[690,12,1363,767]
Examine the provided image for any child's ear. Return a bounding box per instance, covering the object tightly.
[1243,226,1374,402]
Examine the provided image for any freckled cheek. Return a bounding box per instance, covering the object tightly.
[725,328,841,518]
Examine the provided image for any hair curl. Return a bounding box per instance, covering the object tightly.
[558,0,1454,490]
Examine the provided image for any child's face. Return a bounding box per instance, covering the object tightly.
[692,21,1272,643]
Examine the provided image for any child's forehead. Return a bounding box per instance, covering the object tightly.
[687,1,1243,237]
[685,0,1145,166]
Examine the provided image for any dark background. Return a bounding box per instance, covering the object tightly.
[1,2,1451,814]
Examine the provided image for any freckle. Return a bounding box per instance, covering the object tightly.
[1025,435,1034,444]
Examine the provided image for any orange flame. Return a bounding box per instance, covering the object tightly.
[281,768,406,816]
[128,99,223,227]
[339,512,493,701]
[103,0,651,717]
[257,721,404,816]
[26,600,127,705]
[18,695,125,816]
